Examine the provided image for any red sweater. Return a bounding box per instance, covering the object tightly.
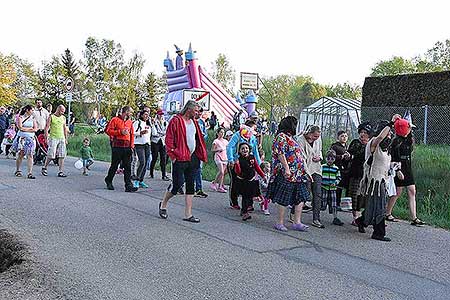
[105,116,134,148]
[165,114,207,162]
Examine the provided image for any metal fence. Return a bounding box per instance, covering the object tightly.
[362,106,450,145]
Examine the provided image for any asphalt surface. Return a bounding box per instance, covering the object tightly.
[0,156,449,299]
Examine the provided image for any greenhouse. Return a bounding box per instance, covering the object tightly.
[297,96,361,139]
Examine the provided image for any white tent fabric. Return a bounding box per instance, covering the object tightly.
[297,96,361,136]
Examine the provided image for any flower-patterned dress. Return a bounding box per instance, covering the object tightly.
[267,132,309,207]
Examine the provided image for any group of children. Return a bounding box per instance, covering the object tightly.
[210,130,345,225]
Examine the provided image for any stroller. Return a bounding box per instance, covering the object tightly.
[34,132,58,165]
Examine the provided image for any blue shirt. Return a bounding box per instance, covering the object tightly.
[226,132,261,164]
[197,118,208,141]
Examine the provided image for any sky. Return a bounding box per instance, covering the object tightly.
[1,0,449,86]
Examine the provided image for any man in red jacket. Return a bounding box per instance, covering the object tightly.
[158,100,207,222]
[104,106,138,192]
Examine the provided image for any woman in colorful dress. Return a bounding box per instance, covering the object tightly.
[12,105,38,179]
[267,116,310,232]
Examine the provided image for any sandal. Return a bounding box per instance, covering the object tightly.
[27,174,36,179]
[57,172,67,178]
[14,170,22,177]
[386,214,399,222]
[41,167,48,176]
[182,216,200,223]
[158,202,168,219]
[411,218,425,226]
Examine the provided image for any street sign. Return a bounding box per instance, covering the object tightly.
[65,77,74,91]
[66,92,73,102]
[240,72,259,90]
[183,89,210,110]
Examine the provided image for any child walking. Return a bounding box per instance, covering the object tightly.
[210,128,229,193]
[321,150,344,225]
[4,124,16,158]
[80,137,94,175]
[234,143,266,221]
[258,161,271,215]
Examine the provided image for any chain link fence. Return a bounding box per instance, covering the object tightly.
[362,106,450,145]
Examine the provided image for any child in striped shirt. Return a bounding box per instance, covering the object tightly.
[321,150,343,226]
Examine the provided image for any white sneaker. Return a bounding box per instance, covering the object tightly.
[263,209,270,215]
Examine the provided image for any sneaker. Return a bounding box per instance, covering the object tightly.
[220,185,228,191]
[263,209,270,215]
[242,213,252,221]
[371,235,391,242]
[105,179,114,190]
[274,224,288,232]
[312,220,325,229]
[133,180,140,188]
[411,218,425,226]
[162,176,170,181]
[217,187,227,193]
[288,213,295,223]
[177,188,184,195]
[82,172,88,176]
[125,186,139,193]
[194,190,208,198]
[332,217,344,226]
[139,182,149,188]
[303,204,312,212]
[291,223,308,231]
[210,182,217,191]
[230,204,241,210]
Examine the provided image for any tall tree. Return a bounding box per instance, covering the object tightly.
[326,82,362,99]
[211,53,235,95]
[9,54,38,103]
[61,49,79,78]
[370,56,417,77]
[139,72,166,109]
[0,52,17,106]
[82,37,125,117]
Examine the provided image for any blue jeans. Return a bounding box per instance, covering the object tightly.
[194,161,203,192]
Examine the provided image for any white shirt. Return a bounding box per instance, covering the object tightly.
[185,120,196,154]
[133,120,151,145]
[32,107,49,130]
[295,134,323,176]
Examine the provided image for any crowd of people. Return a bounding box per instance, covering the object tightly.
[1,99,425,242]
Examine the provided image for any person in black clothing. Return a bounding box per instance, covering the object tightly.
[330,130,351,208]
[347,122,371,225]
[234,142,266,221]
[386,119,425,226]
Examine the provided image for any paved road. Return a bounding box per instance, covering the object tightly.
[0,156,449,299]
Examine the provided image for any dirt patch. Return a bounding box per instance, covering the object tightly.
[0,229,26,273]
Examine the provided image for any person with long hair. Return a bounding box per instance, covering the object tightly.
[294,125,324,228]
[267,116,310,232]
[355,116,399,242]
[211,127,229,193]
[386,118,425,226]
[133,110,152,188]
[149,109,169,181]
[12,105,38,179]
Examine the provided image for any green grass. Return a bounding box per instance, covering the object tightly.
[68,124,450,230]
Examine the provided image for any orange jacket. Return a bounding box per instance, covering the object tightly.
[106,116,134,148]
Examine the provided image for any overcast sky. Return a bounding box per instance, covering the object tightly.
[1,0,449,86]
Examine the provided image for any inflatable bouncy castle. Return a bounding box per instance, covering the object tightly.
[162,44,245,126]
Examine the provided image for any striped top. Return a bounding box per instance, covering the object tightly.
[321,163,341,191]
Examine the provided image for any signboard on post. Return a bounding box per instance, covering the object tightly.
[183,89,211,111]
[240,72,259,90]
[65,92,73,102]
[65,77,74,91]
